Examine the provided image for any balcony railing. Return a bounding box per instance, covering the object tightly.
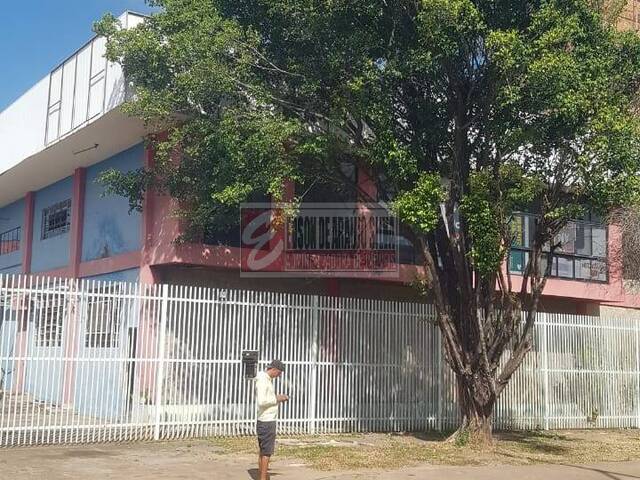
[44,35,124,145]
[44,12,144,146]
[0,227,21,256]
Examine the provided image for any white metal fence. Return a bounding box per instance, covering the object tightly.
[0,274,638,446]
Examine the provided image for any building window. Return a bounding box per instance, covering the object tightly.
[299,162,358,203]
[42,199,71,240]
[0,227,20,256]
[509,213,608,282]
[86,287,122,348]
[36,299,65,348]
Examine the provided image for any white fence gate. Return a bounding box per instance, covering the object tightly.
[0,274,638,446]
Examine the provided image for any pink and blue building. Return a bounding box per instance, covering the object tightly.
[0,10,639,426]
[1,11,640,312]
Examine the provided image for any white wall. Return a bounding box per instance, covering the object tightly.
[0,78,49,176]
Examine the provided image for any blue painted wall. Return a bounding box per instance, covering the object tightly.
[75,267,140,419]
[75,270,141,420]
[0,265,22,275]
[0,311,64,410]
[74,347,129,420]
[83,268,140,283]
[0,143,143,275]
[0,143,146,419]
[31,176,73,273]
[1,144,146,418]
[0,314,17,391]
[0,199,24,273]
[23,318,65,406]
[82,143,143,263]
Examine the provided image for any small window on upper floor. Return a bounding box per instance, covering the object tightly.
[41,199,71,240]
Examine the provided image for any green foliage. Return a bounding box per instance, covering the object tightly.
[392,174,444,233]
[454,428,471,447]
[95,0,640,267]
[97,167,151,213]
[94,1,640,434]
[460,172,504,277]
[460,166,545,276]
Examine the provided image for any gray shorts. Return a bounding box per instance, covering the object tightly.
[257,421,277,456]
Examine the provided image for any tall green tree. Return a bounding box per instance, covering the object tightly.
[96,0,640,442]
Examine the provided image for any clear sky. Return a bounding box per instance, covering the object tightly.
[0,1,157,112]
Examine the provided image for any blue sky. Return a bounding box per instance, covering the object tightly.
[0,1,157,112]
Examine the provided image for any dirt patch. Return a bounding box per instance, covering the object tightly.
[212,429,640,471]
[62,448,118,458]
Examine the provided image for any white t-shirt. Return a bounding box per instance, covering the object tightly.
[255,371,278,422]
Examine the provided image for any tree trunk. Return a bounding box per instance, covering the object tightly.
[451,372,496,445]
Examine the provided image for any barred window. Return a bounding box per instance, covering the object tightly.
[36,299,65,347]
[0,227,20,256]
[42,199,71,240]
[86,287,122,348]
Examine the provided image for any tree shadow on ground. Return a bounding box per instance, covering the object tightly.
[402,429,572,456]
[558,464,640,480]
[399,431,449,442]
[498,430,573,456]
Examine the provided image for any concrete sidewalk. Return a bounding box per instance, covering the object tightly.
[2,441,640,480]
[381,463,640,480]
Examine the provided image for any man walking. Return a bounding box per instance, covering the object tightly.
[255,360,288,480]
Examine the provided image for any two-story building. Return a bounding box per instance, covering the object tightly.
[1,10,639,320]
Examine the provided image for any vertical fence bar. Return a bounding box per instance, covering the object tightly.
[307,295,320,435]
[153,284,169,441]
[636,317,640,429]
[436,320,443,433]
[541,312,550,431]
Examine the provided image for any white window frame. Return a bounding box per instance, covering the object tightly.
[85,286,123,348]
[34,296,66,348]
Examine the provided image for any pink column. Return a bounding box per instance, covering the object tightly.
[59,169,86,405]
[138,141,162,400]
[356,166,378,275]
[21,192,35,274]
[14,193,36,393]
[357,166,378,201]
[69,168,86,279]
[136,290,161,402]
[140,141,157,285]
[12,300,29,394]
[139,137,178,284]
[61,281,80,405]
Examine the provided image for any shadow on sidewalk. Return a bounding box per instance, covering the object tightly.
[559,464,640,480]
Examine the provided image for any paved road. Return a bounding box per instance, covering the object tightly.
[1,442,640,479]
